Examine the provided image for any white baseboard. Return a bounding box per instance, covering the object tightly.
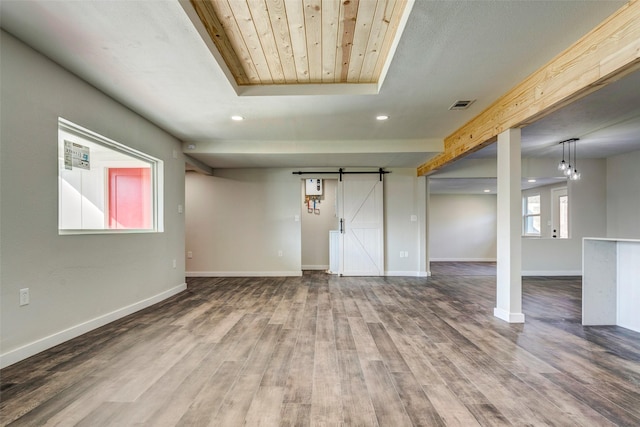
[302,265,329,271]
[186,271,303,277]
[430,258,497,262]
[494,307,525,323]
[522,270,582,276]
[384,271,430,277]
[0,283,187,369]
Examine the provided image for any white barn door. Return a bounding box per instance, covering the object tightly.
[339,174,384,276]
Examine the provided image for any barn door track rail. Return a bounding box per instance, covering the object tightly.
[292,168,389,181]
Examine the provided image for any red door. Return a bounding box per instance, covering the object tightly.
[108,168,151,229]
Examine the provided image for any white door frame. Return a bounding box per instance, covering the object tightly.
[338,174,384,276]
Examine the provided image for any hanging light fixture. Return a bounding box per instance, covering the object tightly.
[570,138,581,181]
[558,141,568,172]
[558,138,580,180]
[564,140,573,177]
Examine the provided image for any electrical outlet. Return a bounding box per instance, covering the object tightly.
[172,259,177,269]
[187,251,193,259]
[278,250,283,257]
[20,288,29,306]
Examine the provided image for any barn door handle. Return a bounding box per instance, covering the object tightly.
[340,218,344,234]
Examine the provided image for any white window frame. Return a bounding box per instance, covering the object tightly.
[58,118,164,234]
[551,186,569,239]
[522,193,541,237]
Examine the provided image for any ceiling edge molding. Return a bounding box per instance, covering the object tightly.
[178,0,240,95]
[185,154,214,175]
[183,138,443,155]
[418,0,640,176]
[236,83,379,96]
[376,0,416,93]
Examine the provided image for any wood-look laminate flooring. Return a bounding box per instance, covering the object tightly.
[2,263,640,426]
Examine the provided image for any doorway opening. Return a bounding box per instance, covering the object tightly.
[299,173,385,276]
[300,179,339,271]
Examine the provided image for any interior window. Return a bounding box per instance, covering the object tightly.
[58,118,163,234]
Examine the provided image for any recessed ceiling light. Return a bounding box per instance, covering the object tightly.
[231,115,244,121]
[376,115,389,121]
[483,189,491,193]
[528,179,537,183]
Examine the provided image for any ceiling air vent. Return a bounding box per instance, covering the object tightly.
[449,99,475,110]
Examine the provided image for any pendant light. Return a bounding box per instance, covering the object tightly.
[558,141,568,172]
[558,138,580,180]
[564,141,573,177]
[570,139,581,181]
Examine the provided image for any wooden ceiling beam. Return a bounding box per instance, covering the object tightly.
[417,0,640,176]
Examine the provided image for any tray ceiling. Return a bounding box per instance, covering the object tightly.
[188,0,411,92]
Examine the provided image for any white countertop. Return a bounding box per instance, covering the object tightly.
[583,237,640,243]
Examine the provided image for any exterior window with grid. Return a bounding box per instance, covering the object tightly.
[523,194,541,236]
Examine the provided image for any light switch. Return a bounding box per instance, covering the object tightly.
[20,288,29,306]
[178,204,183,214]
[410,215,417,222]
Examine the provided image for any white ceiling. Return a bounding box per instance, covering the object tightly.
[2,0,639,178]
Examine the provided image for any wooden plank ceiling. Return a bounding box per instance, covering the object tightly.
[190,0,409,86]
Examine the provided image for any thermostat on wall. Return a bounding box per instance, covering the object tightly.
[305,178,323,196]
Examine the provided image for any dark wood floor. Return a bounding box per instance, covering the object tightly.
[2,263,639,426]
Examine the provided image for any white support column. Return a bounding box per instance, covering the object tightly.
[494,128,525,323]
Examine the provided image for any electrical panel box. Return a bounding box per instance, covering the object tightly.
[305,178,323,196]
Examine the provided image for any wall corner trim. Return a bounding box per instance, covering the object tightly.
[0,283,187,369]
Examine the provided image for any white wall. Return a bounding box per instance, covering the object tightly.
[429,194,497,261]
[0,32,186,368]
[607,149,640,238]
[301,179,339,269]
[185,168,428,277]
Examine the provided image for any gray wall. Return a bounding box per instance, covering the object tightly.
[185,168,429,276]
[429,194,497,261]
[607,150,640,238]
[0,32,186,367]
[428,158,613,275]
[521,159,607,275]
[185,169,302,276]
